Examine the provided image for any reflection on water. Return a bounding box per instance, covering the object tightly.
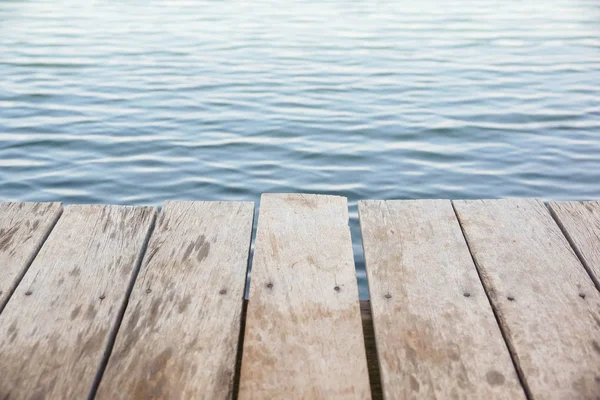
[1,0,599,297]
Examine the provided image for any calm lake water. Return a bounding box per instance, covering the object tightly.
[1,0,599,296]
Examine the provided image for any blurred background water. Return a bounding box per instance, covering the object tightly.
[1,0,599,297]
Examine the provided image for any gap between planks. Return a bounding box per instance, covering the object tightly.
[453,199,600,399]
[451,201,533,400]
[547,201,600,291]
[0,202,63,314]
[87,210,157,399]
[0,204,157,399]
[360,200,525,399]
[95,201,254,399]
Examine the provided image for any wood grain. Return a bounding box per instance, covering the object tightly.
[548,201,600,290]
[453,198,600,400]
[0,204,156,399]
[235,300,383,400]
[96,201,254,400]
[238,194,371,400]
[359,200,524,400]
[0,202,62,311]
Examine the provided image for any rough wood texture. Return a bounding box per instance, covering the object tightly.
[0,202,62,311]
[359,200,524,400]
[96,201,254,400]
[548,201,600,290]
[236,300,383,400]
[453,199,600,400]
[238,194,371,399]
[0,204,156,399]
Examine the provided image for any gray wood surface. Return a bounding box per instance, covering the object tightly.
[96,201,254,399]
[359,200,525,400]
[548,201,600,290]
[0,204,156,399]
[0,202,62,311]
[453,199,600,399]
[238,194,371,399]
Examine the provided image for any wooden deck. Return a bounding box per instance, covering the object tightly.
[0,194,598,399]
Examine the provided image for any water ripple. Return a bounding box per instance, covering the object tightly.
[1,0,599,297]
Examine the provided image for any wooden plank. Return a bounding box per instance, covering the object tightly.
[359,200,524,399]
[95,201,254,399]
[548,201,600,290]
[236,300,383,400]
[453,199,600,399]
[0,202,62,311]
[238,194,371,399]
[0,204,156,399]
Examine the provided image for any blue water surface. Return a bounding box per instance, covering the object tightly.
[1,0,599,297]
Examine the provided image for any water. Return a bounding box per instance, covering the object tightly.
[1,0,599,297]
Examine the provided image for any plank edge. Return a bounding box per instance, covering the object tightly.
[451,199,535,400]
[0,202,64,314]
[547,202,600,291]
[86,207,158,400]
[232,203,256,400]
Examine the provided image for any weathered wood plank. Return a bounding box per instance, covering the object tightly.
[238,194,371,399]
[96,201,254,399]
[359,200,524,400]
[235,300,383,400]
[548,201,600,290]
[0,204,156,399]
[453,199,600,399]
[0,202,62,311]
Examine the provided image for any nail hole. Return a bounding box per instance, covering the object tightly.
[99,294,106,300]
[146,288,152,294]
[25,291,32,296]
[334,286,340,292]
[579,293,586,299]
[384,293,392,299]
[507,296,515,301]
[219,289,227,295]
[266,282,273,289]
[463,292,471,297]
